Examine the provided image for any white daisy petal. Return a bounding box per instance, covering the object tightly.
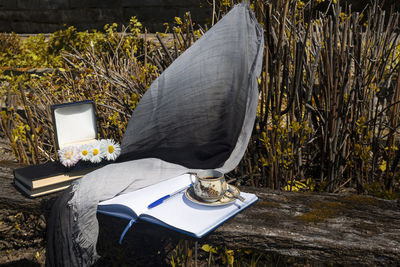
[79,144,92,161]
[89,141,104,163]
[100,139,121,161]
[58,146,80,167]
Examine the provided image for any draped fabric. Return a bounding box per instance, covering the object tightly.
[46,3,264,266]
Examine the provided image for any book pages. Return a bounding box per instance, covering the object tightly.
[143,191,257,237]
[98,174,192,216]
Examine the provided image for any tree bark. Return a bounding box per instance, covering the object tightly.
[204,187,400,265]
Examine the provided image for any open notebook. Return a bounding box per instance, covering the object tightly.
[97,174,258,243]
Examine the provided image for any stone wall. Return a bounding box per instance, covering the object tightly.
[0,0,210,33]
[0,0,399,34]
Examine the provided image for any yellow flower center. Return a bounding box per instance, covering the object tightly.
[93,148,99,156]
[82,150,88,156]
[108,145,114,154]
[65,150,73,159]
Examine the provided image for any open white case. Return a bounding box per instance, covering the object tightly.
[51,100,98,149]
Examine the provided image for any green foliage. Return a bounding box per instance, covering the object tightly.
[171,242,264,267]
[168,241,319,266]
[0,17,157,164]
[364,181,400,200]
[169,240,193,267]
[46,26,109,61]
[0,16,144,69]
[0,33,61,68]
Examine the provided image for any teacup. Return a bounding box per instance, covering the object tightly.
[190,170,227,202]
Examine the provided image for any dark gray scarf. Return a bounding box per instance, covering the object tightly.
[46,3,263,266]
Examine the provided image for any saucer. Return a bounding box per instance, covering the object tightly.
[185,185,240,206]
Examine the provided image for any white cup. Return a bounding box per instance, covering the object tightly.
[190,170,227,202]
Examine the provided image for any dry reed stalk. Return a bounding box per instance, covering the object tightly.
[18,84,40,164]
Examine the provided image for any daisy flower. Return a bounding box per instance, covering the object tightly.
[58,146,80,167]
[79,144,92,161]
[101,139,121,161]
[89,141,104,163]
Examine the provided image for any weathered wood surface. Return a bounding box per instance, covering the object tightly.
[0,153,399,265]
[206,188,400,265]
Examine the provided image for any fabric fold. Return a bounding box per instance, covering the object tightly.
[46,3,264,266]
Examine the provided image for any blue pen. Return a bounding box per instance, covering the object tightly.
[147,184,192,209]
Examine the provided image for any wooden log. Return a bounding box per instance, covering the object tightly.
[0,158,399,266]
[205,188,400,265]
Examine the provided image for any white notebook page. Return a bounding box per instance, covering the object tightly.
[143,191,256,237]
[98,174,192,216]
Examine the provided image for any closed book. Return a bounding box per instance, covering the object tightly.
[13,161,97,190]
[14,179,74,198]
[98,174,258,242]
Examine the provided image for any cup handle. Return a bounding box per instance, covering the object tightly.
[187,172,197,185]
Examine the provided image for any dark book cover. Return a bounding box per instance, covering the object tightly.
[14,179,75,198]
[13,161,102,190]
